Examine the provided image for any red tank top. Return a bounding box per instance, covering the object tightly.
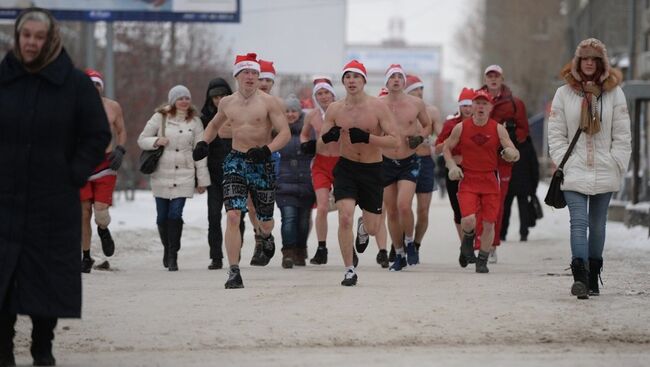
[459,118,499,172]
[458,118,500,193]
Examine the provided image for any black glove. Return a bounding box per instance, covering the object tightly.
[300,140,316,155]
[321,126,341,143]
[349,127,370,144]
[108,145,126,171]
[193,141,209,161]
[407,135,424,149]
[246,145,272,163]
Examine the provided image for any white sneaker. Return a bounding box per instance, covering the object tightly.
[489,248,498,264]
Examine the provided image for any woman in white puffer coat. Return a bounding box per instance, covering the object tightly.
[548,38,631,300]
[138,85,210,271]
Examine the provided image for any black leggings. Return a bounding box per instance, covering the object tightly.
[445,167,462,224]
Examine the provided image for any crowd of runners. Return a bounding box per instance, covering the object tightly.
[79,50,544,289]
[0,7,634,364]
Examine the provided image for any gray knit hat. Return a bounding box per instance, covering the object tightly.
[168,85,191,105]
[284,94,301,112]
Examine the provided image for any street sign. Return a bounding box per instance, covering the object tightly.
[0,0,240,22]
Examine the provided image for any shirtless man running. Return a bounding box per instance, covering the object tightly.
[369,65,432,271]
[405,74,441,258]
[80,69,127,273]
[320,60,398,286]
[193,53,290,288]
[299,76,338,265]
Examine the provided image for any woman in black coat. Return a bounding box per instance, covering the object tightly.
[0,8,111,366]
[276,95,315,268]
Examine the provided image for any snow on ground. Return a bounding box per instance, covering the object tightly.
[9,186,650,366]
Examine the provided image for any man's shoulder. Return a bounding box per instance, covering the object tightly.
[102,97,121,110]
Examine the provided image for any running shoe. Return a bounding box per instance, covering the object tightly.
[341,269,358,286]
[355,217,370,253]
[225,267,244,289]
[405,241,418,265]
[389,254,405,271]
[97,226,115,257]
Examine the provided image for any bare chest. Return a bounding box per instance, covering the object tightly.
[225,99,270,128]
[384,100,419,130]
[335,104,380,133]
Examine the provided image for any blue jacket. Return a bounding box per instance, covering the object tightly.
[276,115,315,208]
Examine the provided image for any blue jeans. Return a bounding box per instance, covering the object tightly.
[155,197,186,224]
[563,191,613,262]
[279,206,311,249]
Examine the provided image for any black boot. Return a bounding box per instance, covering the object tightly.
[97,226,115,257]
[167,219,183,272]
[310,246,328,265]
[459,230,475,268]
[588,258,603,296]
[475,250,489,273]
[281,248,295,269]
[570,258,589,299]
[250,232,268,266]
[30,316,57,366]
[157,222,169,268]
[0,312,16,367]
[208,258,223,270]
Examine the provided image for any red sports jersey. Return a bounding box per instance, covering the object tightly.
[458,118,500,194]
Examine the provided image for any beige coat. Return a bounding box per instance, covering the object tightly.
[138,111,210,199]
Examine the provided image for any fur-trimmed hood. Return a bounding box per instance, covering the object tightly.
[560,62,623,93]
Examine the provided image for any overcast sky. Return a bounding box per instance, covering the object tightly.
[347,0,476,90]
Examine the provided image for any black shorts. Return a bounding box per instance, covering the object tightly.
[415,155,436,193]
[382,154,420,187]
[333,157,383,214]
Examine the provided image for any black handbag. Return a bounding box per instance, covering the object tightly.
[544,128,582,208]
[139,114,167,174]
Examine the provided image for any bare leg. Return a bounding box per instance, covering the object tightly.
[336,199,356,267]
[81,201,93,252]
[396,180,417,239]
[383,184,402,249]
[225,210,243,266]
[414,192,432,243]
[375,209,387,251]
[480,221,495,253]
[314,188,330,242]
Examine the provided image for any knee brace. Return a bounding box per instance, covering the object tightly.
[94,207,111,228]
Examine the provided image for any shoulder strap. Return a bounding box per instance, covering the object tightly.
[558,128,582,170]
[159,113,167,138]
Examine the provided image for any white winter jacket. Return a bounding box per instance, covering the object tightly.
[548,72,631,195]
[137,111,210,199]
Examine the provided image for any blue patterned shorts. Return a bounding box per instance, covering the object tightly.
[222,150,276,222]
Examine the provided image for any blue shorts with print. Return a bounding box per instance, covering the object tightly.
[382,154,421,187]
[223,150,276,222]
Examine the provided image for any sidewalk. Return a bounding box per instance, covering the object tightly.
[10,189,650,366]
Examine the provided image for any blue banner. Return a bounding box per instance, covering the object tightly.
[0,0,240,22]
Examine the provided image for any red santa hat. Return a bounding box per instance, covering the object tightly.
[378,87,389,97]
[472,89,492,103]
[404,74,424,94]
[384,64,406,87]
[312,76,336,116]
[85,68,104,89]
[233,53,260,77]
[457,87,475,106]
[341,59,367,82]
[259,59,276,80]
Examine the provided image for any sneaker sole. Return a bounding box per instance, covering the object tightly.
[225,283,244,289]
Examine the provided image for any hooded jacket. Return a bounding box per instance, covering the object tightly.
[547,64,631,195]
[276,114,315,208]
[200,77,233,182]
